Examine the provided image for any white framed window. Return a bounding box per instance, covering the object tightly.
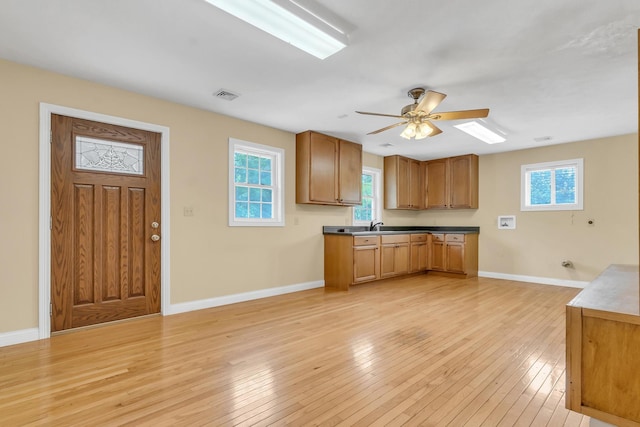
[229,138,284,226]
[353,166,382,225]
[521,158,583,211]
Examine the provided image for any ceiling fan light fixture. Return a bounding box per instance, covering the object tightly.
[454,121,506,144]
[401,122,432,140]
[400,122,417,139]
[204,0,348,59]
[414,123,432,139]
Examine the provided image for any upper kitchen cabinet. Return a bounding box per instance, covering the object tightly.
[296,131,362,206]
[426,154,479,209]
[384,155,423,209]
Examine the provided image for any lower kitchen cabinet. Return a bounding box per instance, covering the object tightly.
[324,232,478,290]
[430,233,478,278]
[353,236,380,283]
[410,233,430,273]
[380,234,410,278]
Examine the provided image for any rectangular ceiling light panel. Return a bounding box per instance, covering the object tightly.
[454,121,506,144]
[205,0,348,59]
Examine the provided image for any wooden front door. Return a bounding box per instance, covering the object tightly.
[51,114,161,332]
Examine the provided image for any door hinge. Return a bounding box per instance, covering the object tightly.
[50,216,52,230]
[50,303,52,316]
[50,130,52,144]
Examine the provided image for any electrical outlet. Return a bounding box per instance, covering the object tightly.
[183,206,194,217]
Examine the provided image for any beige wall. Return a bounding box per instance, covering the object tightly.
[384,135,639,282]
[479,136,638,280]
[0,58,637,334]
[0,59,353,333]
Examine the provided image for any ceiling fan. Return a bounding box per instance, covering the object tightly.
[356,88,490,140]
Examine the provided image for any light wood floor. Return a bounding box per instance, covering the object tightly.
[0,275,589,426]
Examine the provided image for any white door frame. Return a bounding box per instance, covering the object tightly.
[38,103,171,339]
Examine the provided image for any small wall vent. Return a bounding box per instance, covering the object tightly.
[214,89,240,101]
[533,136,553,143]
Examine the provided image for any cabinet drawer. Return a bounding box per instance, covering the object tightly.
[445,234,465,243]
[353,236,379,246]
[431,233,445,242]
[381,234,410,244]
[410,233,428,242]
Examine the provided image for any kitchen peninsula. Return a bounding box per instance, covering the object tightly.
[323,226,479,290]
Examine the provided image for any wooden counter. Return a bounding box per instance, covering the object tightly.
[324,232,478,290]
[566,264,640,426]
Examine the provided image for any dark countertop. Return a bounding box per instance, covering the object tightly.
[323,225,480,236]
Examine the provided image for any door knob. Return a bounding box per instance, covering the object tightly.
[151,234,161,242]
[151,222,160,229]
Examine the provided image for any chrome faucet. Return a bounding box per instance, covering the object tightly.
[369,220,384,231]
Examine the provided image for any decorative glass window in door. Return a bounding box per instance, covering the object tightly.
[75,136,144,175]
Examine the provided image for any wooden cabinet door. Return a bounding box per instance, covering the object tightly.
[384,156,423,210]
[308,132,338,204]
[338,140,362,205]
[395,243,410,275]
[426,159,448,208]
[409,159,422,209]
[380,243,397,278]
[410,242,429,273]
[449,155,478,209]
[396,156,411,208]
[380,242,409,278]
[446,243,465,273]
[431,241,446,271]
[353,245,379,283]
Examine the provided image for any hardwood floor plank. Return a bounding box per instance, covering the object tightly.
[398,291,568,425]
[0,275,589,426]
[462,318,567,425]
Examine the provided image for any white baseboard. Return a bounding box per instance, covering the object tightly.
[166,280,325,316]
[0,281,325,348]
[0,328,40,348]
[0,275,586,348]
[478,271,588,288]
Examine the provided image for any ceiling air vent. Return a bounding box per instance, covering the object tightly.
[533,136,553,142]
[214,89,240,101]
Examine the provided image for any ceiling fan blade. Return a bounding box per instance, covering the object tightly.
[416,90,446,114]
[428,108,490,121]
[356,111,405,119]
[367,121,408,135]
[423,121,443,137]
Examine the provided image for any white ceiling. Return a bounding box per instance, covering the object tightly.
[1,0,638,160]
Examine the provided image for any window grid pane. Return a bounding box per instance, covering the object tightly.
[555,167,576,204]
[529,170,552,205]
[233,149,275,221]
[522,159,582,211]
[354,171,376,222]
